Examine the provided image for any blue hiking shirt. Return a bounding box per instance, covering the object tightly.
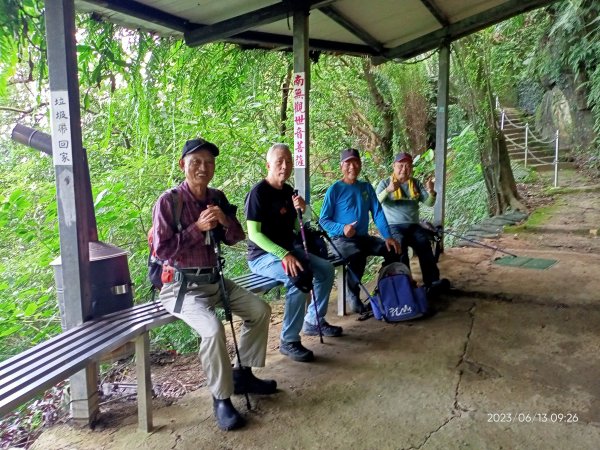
[320,180,392,239]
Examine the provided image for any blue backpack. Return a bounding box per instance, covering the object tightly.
[370,263,430,322]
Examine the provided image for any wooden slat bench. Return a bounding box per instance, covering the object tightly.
[0,255,348,432]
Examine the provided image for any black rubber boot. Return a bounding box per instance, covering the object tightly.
[233,366,277,395]
[213,397,246,431]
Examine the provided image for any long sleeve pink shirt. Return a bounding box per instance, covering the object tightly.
[152,181,245,268]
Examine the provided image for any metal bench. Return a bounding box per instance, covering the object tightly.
[0,256,347,432]
[0,301,174,432]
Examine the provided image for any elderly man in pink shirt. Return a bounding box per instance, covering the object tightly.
[152,138,276,431]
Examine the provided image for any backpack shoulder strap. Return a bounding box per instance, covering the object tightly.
[169,188,183,232]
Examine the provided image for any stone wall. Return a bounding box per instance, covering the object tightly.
[532,73,595,151]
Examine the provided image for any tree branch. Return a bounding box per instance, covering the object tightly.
[0,102,48,114]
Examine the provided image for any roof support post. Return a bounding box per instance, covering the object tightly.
[45,0,98,424]
[292,5,310,204]
[433,43,450,236]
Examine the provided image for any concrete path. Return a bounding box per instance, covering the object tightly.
[30,169,600,450]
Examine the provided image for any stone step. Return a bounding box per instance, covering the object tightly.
[510,155,555,163]
[508,150,555,158]
[527,161,575,171]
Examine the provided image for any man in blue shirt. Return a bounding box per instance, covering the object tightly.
[320,148,401,314]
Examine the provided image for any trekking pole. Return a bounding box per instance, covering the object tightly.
[420,222,517,258]
[444,229,518,257]
[293,191,324,343]
[315,221,377,313]
[210,230,251,410]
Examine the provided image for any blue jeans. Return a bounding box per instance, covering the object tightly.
[248,252,335,343]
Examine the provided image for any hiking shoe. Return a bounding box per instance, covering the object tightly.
[303,321,343,337]
[233,366,277,395]
[349,299,367,314]
[213,397,246,431]
[426,278,451,299]
[279,341,315,362]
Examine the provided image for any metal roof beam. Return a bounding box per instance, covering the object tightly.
[319,5,384,53]
[184,0,335,48]
[419,0,449,27]
[226,31,379,56]
[379,0,557,62]
[80,0,190,32]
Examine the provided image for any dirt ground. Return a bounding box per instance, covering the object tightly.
[28,169,600,450]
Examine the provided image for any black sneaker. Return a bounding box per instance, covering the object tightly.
[302,321,343,337]
[233,366,277,395]
[279,341,315,362]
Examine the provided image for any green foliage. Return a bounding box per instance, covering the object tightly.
[444,126,489,231]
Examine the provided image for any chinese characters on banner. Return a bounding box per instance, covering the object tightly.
[50,90,73,166]
[292,72,306,168]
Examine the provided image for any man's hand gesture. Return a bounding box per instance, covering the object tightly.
[385,237,401,254]
[343,221,358,238]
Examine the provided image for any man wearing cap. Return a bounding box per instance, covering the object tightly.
[375,152,442,287]
[152,138,276,431]
[245,143,341,364]
[319,148,401,314]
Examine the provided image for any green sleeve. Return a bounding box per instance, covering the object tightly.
[423,191,436,207]
[376,178,390,203]
[417,179,436,207]
[247,220,289,260]
[377,188,389,203]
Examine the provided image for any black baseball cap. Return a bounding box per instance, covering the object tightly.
[181,138,219,159]
[340,148,360,163]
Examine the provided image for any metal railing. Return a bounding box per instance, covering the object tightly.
[496,96,560,187]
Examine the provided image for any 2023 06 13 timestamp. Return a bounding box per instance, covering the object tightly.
[487,412,578,423]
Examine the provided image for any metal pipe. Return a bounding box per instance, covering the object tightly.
[524,123,529,168]
[554,130,559,187]
[500,109,505,130]
[11,123,52,156]
[11,123,98,241]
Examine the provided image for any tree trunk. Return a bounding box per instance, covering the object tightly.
[362,58,394,161]
[454,39,526,215]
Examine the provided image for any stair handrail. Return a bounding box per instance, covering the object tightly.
[500,110,528,130]
[526,127,556,144]
[495,96,560,187]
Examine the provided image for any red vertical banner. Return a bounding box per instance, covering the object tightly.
[292,72,306,168]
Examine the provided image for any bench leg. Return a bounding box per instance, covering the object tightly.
[69,364,99,425]
[135,333,153,432]
[337,265,347,316]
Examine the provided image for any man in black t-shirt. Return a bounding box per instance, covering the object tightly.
[245,143,342,363]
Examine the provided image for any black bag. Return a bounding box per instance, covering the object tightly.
[148,189,182,290]
[288,250,314,293]
[296,224,329,259]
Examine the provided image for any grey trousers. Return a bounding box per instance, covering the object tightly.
[160,278,271,399]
